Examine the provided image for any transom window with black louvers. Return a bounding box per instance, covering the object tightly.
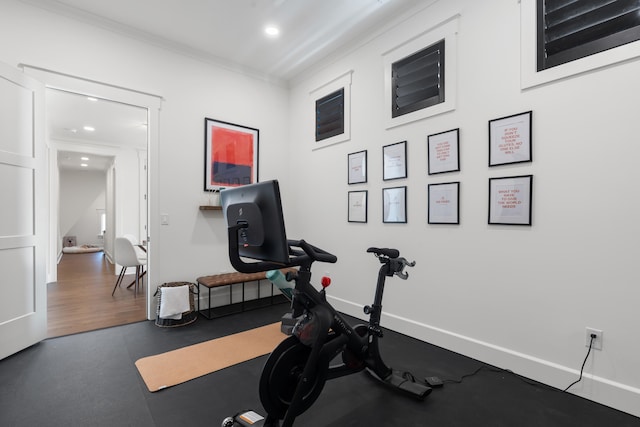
[391,39,445,119]
[538,0,640,71]
[315,88,344,142]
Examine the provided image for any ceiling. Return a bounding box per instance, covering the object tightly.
[57,150,114,172]
[25,0,425,82]
[49,89,147,172]
[34,0,425,172]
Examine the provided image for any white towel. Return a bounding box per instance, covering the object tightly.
[159,285,190,320]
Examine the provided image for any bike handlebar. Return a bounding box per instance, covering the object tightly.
[227,224,338,273]
[294,239,338,264]
[393,257,416,280]
[367,247,399,258]
[365,247,416,279]
[228,222,414,278]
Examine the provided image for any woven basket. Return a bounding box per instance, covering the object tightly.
[154,282,198,328]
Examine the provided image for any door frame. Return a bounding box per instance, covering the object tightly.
[19,64,163,320]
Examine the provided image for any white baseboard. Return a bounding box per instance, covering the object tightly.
[328,295,640,418]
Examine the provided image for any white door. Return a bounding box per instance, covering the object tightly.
[0,61,46,360]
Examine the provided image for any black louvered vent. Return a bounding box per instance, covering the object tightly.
[316,88,344,142]
[538,0,640,70]
[391,39,445,118]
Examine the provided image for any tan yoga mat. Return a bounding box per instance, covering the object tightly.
[135,322,286,392]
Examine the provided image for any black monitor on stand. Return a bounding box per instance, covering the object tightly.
[221,180,290,272]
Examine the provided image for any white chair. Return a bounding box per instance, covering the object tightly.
[123,234,147,261]
[112,237,146,296]
[123,234,147,288]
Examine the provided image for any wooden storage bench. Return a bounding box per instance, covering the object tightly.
[196,269,294,319]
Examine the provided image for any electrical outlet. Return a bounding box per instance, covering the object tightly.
[586,327,603,351]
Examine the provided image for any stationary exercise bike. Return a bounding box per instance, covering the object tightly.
[226,237,431,426]
[220,181,431,427]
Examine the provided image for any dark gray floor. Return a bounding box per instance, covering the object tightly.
[1,303,638,427]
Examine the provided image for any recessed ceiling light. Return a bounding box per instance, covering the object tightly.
[87,97,98,102]
[81,156,89,161]
[80,163,88,167]
[265,25,280,37]
[83,126,95,132]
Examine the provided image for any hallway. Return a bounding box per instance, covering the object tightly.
[47,251,147,338]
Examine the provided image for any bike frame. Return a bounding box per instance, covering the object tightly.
[228,223,394,380]
[290,258,394,382]
[227,224,428,426]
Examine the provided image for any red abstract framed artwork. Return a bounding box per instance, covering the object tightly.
[204,118,259,191]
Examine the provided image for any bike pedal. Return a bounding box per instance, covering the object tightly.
[398,378,432,398]
[424,376,444,388]
[229,410,266,426]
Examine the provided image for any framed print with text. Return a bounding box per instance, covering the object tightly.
[348,150,367,184]
[383,141,407,181]
[428,182,460,224]
[489,111,532,167]
[488,175,533,225]
[428,128,460,175]
[383,186,407,223]
[204,118,259,191]
[348,190,368,223]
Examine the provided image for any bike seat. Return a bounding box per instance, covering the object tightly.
[367,247,399,258]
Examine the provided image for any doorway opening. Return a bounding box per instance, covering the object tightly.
[19,64,163,330]
[45,85,153,337]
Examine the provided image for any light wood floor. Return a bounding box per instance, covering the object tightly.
[47,251,147,338]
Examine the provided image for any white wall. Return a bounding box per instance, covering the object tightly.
[0,2,289,285]
[51,140,142,263]
[59,169,105,247]
[287,0,640,417]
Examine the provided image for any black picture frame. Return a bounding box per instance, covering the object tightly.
[428,128,460,175]
[347,150,367,184]
[488,175,533,226]
[204,118,259,191]
[382,186,407,223]
[348,190,368,223]
[383,141,407,181]
[488,111,532,167]
[428,181,460,224]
